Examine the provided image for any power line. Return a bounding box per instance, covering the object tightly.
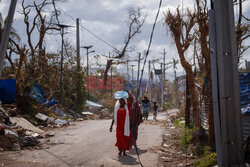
[57,6,119,52]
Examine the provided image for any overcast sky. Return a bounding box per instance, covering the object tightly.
[0,0,249,80]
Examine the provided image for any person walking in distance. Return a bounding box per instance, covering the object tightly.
[141,95,150,120]
[153,102,158,121]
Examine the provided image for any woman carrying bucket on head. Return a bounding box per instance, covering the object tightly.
[109,91,130,156]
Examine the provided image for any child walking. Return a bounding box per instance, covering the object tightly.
[153,102,158,121]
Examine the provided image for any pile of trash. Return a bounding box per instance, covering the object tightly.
[82,100,112,120]
[0,104,42,151]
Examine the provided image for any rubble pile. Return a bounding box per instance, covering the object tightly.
[82,100,112,120]
[0,105,42,151]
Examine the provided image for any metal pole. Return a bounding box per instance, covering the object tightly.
[130,65,136,93]
[209,9,223,166]
[213,0,244,165]
[160,48,166,109]
[163,49,166,85]
[111,65,112,98]
[87,48,89,99]
[161,63,164,108]
[60,27,64,105]
[76,18,80,71]
[149,60,151,101]
[136,53,141,95]
[0,0,17,78]
[76,18,81,106]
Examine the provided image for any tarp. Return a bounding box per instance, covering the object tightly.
[0,79,16,104]
[239,72,250,114]
[86,100,103,108]
[29,83,56,107]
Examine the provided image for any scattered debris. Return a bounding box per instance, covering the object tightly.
[4,129,18,138]
[35,113,48,122]
[67,110,81,118]
[24,131,39,138]
[12,143,21,151]
[54,107,64,117]
[19,136,40,147]
[76,118,84,121]
[82,112,94,119]
[10,117,44,134]
[45,133,54,137]
[46,117,55,124]
[54,119,68,126]
[86,100,103,108]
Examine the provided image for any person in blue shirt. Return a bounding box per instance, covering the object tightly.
[141,95,150,120]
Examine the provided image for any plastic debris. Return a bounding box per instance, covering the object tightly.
[35,113,48,121]
[4,129,18,138]
[54,119,68,126]
[46,117,55,124]
[12,143,20,151]
[76,118,83,121]
[86,100,103,108]
[54,107,64,117]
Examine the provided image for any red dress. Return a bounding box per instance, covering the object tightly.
[115,108,130,151]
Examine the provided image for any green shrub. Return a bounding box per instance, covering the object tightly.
[192,152,217,167]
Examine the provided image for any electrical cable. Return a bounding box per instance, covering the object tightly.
[132,0,163,167]
[56,6,119,52]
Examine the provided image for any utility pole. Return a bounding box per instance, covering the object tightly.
[76,18,82,107]
[136,53,141,94]
[57,24,72,106]
[111,65,113,97]
[159,48,166,109]
[0,0,17,78]
[161,63,164,108]
[127,60,129,80]
[149,60,152,101]
[130,65,136,92]
[173,58,178,106]
[159,49,166,83]
[81,45,95,99]
[210,0,244,165]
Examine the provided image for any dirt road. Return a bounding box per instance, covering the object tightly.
[0,117,165,167]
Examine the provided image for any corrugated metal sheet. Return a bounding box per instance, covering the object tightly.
[239,73,250,141]
[0,79,16,104]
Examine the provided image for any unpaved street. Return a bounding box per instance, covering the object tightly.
[0,117,165,167]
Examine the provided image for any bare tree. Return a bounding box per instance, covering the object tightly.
[103,7,145,87]
[195,0,215,148]
[165,8,201,127]
[19,0,60,81]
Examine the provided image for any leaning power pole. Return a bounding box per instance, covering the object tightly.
[210,0,244,166]
[0,0,17,78]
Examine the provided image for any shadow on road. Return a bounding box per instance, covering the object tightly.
[128,147,147,155]
[116,155,139,166]
[114,148,147,166]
